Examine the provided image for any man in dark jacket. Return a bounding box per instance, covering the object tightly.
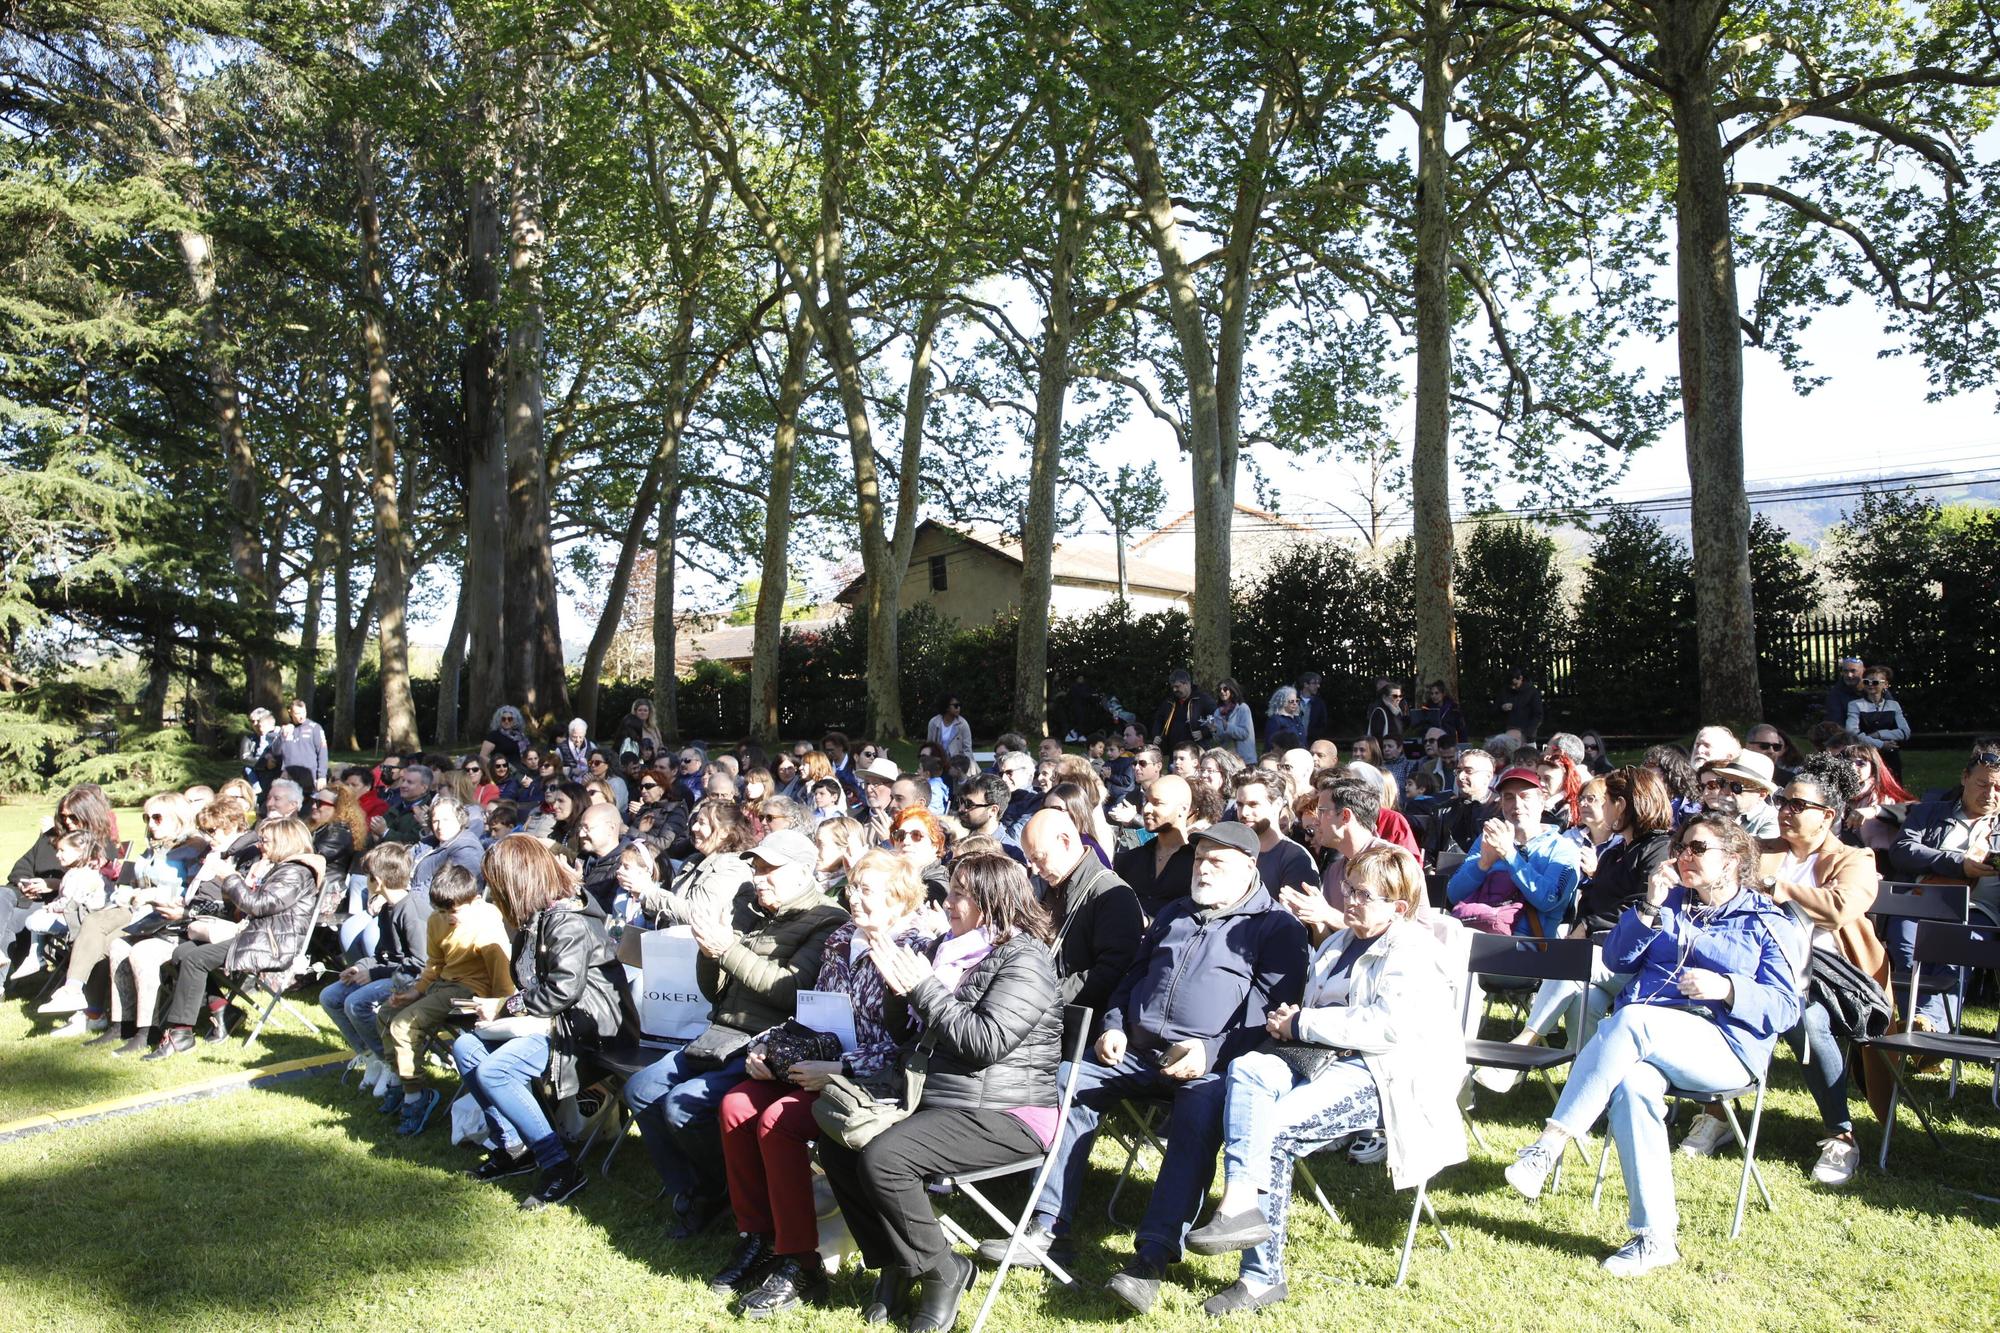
[1022,810,1142,1021]
[1495,669,1544,744]
[1152,670,1217,752]
[1881,742,2000,1029]
[1113,776,1195,919]
[574,803,627,916]
[994,821,1306,1312]
[1822,657,1865,730]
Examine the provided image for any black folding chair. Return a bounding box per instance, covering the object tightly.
[1870,881,1973,1094]
[1462,934,1600,1184]
[931,1006,1091,1332]
[1858,922,2000,1173]
[222,929,325,1048]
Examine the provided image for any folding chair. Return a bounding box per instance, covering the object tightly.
[1589,1072,1772,1240]
[223,929,325,1048]
[1858,922,2000,1172]
[929,1006,1090,1333]
[1290,1138,1453,1287]
[1870,881,1974,1095]
[1462,934,1600,1184]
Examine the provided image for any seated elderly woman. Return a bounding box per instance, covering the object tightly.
[889,806,951,904]
[1182,844,1467,1317]
[148,815,326,1059]
[1505,814,1801,1277]
[812,853,1063,1333]
[705,850,940,1315]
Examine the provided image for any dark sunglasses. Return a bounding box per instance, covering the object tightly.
[1774,796,1831,815]
[1676,839,1715,857]
[1862,677,1888,686]
[640,782,663,792]
[1699,779,1752,796]
[312,797,338,808]
[958,799,993,811]
[891,828,929,843]
[463,764,482,773]
[1748,740,1785,752]
[1971,751,2000,769]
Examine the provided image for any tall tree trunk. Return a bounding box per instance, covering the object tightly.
[502,53,570,730]
[1411,0,1459,697]
[355,121,419,752]
[1122,108,1236,689]
[294,466,341,714]
[651,484,682,740]
[154,49,280,714]
[141,629,172,731]
[1011,132,1088,738]
[435,573,472,746]
[1660,6,1761,725]
[750,305,815,744]
[462,65,510,735]
[575,466,664,731]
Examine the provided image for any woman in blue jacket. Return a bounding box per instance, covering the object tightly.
[1503,813,1801,1278]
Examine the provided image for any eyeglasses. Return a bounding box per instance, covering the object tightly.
[1676,840,1715,858]
[312,797,337,808]
[1747,740,1785,752]
[1698,779,1752,796]
[891,828,929,844]
[589,757,608,767]
[958,799,993,812]
[1862,678,1887,686]
[1774,796,1831,815]
[640,782,663,793]
[1340,883,1393,906]
[463,765,481,773]
[145,812,167,822]
[1971,751,2000,769]
[1584,744,1601,752]
[859,749,879,760]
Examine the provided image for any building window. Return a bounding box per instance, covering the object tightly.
[929,554,948,591]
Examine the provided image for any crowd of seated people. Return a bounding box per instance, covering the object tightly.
[2,674,1991,1326]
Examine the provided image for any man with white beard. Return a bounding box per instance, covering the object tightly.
[977,821,1307,1316]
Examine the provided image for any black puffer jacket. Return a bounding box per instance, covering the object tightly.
[221,854,325,974]
[313,821,356,882]
[905,932,1061,1112]
[1579,829,1673,938]
[509,896,623,1100]
[699,885,848,1035]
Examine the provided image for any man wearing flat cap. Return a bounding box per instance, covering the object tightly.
[981,820,1306,1314]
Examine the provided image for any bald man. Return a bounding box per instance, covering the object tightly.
[1022,809,1143,1021]
[1113,776,1196,920]
[1308,739,1339,773]
[575,802,628,913]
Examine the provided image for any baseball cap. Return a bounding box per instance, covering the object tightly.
[748,829,818,870]
[1496,765,1543,790]
[1190,820,1258,857]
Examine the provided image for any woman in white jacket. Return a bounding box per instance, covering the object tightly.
[1184,843,1467,1315]
[1208,678,1259,765]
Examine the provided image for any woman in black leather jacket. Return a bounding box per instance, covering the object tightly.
[453,834,623,1212]
[816,853,1061,1333]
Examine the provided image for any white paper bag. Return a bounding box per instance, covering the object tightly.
[796,989,859,1052]
[639,926,712,1040]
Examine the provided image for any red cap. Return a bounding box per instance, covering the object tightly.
[1496,765,1543,790]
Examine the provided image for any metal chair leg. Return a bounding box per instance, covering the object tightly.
[1591,1131,1612,1211]
[1393,1181,1428,1287]
[1294,1159,1339,1223]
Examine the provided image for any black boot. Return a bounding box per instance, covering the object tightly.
[708,1233,775,1294]
[862,1268,916,1325]
[908,1252,974,1333]
[736,1255,828,1319]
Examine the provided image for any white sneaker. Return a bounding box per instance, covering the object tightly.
[1677,1114,1732,1158]
[38,982,89,1015]
[47,1014,92,1038]
[369,1060,394,1095]
[1347,1133,1388,1165]
[1601,1232,1679,1277]
[1473,1066,1522,1094]
[1505,1140,1559,1200]
[1811,1136,1859,1187]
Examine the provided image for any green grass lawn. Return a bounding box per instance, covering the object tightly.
[0,982,1993,1331]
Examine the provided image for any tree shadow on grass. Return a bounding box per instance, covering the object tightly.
[0,1014,335,1124]
[0,1119,497,1323]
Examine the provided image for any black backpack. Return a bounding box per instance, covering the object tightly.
[1807,947,1893,1042]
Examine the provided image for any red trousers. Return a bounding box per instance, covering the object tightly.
[718,1078,821,1255]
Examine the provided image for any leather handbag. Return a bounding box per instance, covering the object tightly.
[812,1034,934,1150]
[1260,1038,1350,1083]
[679,1022,755,1072]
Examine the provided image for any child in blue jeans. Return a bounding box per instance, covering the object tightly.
[319,843,430,1104]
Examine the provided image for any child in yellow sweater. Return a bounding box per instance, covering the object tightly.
[381,865,512,1135]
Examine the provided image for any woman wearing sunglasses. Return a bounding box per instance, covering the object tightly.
[1738,753,1885,1187]
[1505,814,1800,1278]
[1844,664,1911,782]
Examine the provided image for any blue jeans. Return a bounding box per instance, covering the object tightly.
[319,976,396,1061]
[1550,1004,1752,1238]
[1521,944,1629,1041]
[1785,1000,1850,1136]
[1221,1051,1381,1284]
[451,1029,554,1152]
[622,1047,748,1200]
[1030,1050,1227,1263]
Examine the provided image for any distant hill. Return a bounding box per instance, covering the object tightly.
[1658,470,2000,548]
